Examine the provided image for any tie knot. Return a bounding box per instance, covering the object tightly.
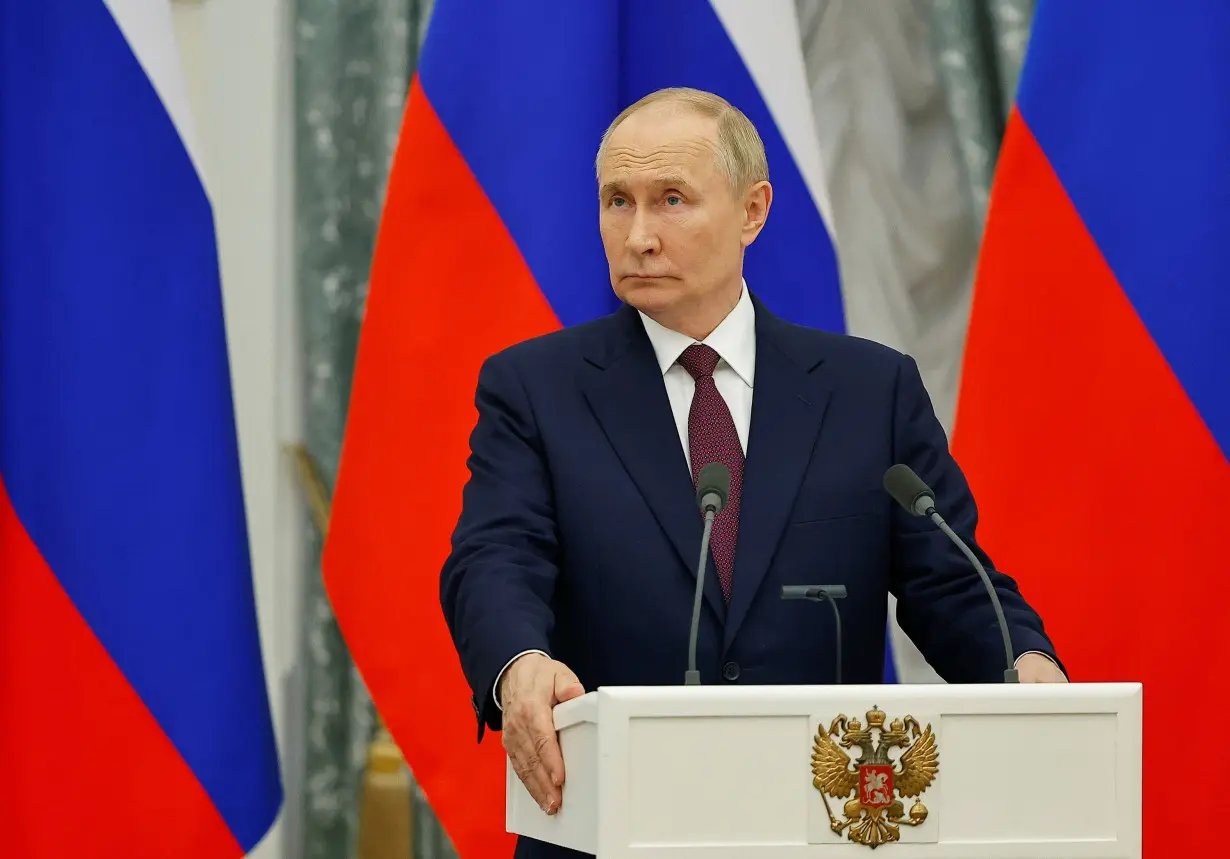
[677,344,721,380]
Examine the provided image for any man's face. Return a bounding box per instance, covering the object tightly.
[597,105,769,318]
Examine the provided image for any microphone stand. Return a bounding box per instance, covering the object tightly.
[781,585,847,684]
[684,507,717,686]
[684,462,730,686]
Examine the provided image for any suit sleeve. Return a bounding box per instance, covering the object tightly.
[440,352,558,735]
[887,355,1064,682]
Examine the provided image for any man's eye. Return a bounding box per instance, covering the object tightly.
[666,195,682,205]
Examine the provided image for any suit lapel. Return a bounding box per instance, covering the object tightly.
[724,305,832,647]
[579,305,727,622]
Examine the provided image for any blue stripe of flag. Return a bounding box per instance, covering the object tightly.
[1017,0,1230,460]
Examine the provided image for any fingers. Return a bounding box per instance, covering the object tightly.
[505,696,563,813]
[532,711,567,803]
[544,665,584,789]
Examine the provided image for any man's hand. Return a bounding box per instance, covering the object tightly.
[1016,652,1067,683]
[499,653,585,815]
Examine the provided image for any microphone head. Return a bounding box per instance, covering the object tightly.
[882,464,935,517]
[696,462,731,513]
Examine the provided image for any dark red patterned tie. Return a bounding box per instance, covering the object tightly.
[677,344,744,603]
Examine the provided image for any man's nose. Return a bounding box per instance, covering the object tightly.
[626,211,660,254]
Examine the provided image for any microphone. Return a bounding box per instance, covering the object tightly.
[781,585,847,683]
[685,462,731,685]
[882,464,1019,683]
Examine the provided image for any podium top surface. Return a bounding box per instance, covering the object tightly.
[551,681,1142,730]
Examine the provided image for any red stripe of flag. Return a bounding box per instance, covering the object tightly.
[0,478,242,858]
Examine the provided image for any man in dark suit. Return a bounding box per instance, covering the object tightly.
[439,87,1065,858]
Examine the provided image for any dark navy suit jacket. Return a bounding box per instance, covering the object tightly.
[440,293,1057,859]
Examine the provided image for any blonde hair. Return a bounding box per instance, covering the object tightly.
[594,87,769,192]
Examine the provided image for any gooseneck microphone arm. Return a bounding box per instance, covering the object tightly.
[930,514,1018,683]
[686,462,731,686]
[882,463,1019,683]
[780,585,847,684]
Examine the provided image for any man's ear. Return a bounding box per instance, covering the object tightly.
[741,180,772,247]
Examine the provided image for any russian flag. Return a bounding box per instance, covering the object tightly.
[953,1,1229,854]
[0,2,283,856]
[323,1,905,855]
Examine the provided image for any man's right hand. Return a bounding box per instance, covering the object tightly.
[499,652,585,815]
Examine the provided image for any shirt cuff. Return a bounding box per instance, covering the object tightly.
[1014,650,1056,667]
[493,649,550,711]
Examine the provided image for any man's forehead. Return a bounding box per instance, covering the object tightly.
[601,168,697,190]
[599,142,716,188]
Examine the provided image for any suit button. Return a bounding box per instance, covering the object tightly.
[722,661,741,681]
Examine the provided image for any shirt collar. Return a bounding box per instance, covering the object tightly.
[637,281,755,387]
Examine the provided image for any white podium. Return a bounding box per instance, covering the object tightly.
[507,683,1141,858]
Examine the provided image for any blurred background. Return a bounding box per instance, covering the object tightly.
[169,0,1038,856]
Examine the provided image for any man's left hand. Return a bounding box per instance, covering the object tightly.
[1015,652,1067,683]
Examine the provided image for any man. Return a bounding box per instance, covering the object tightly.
[440,87,1065,858]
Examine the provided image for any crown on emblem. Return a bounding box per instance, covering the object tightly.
[865,706,887,728]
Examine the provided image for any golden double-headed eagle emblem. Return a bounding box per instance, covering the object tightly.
[811,706,939,849]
